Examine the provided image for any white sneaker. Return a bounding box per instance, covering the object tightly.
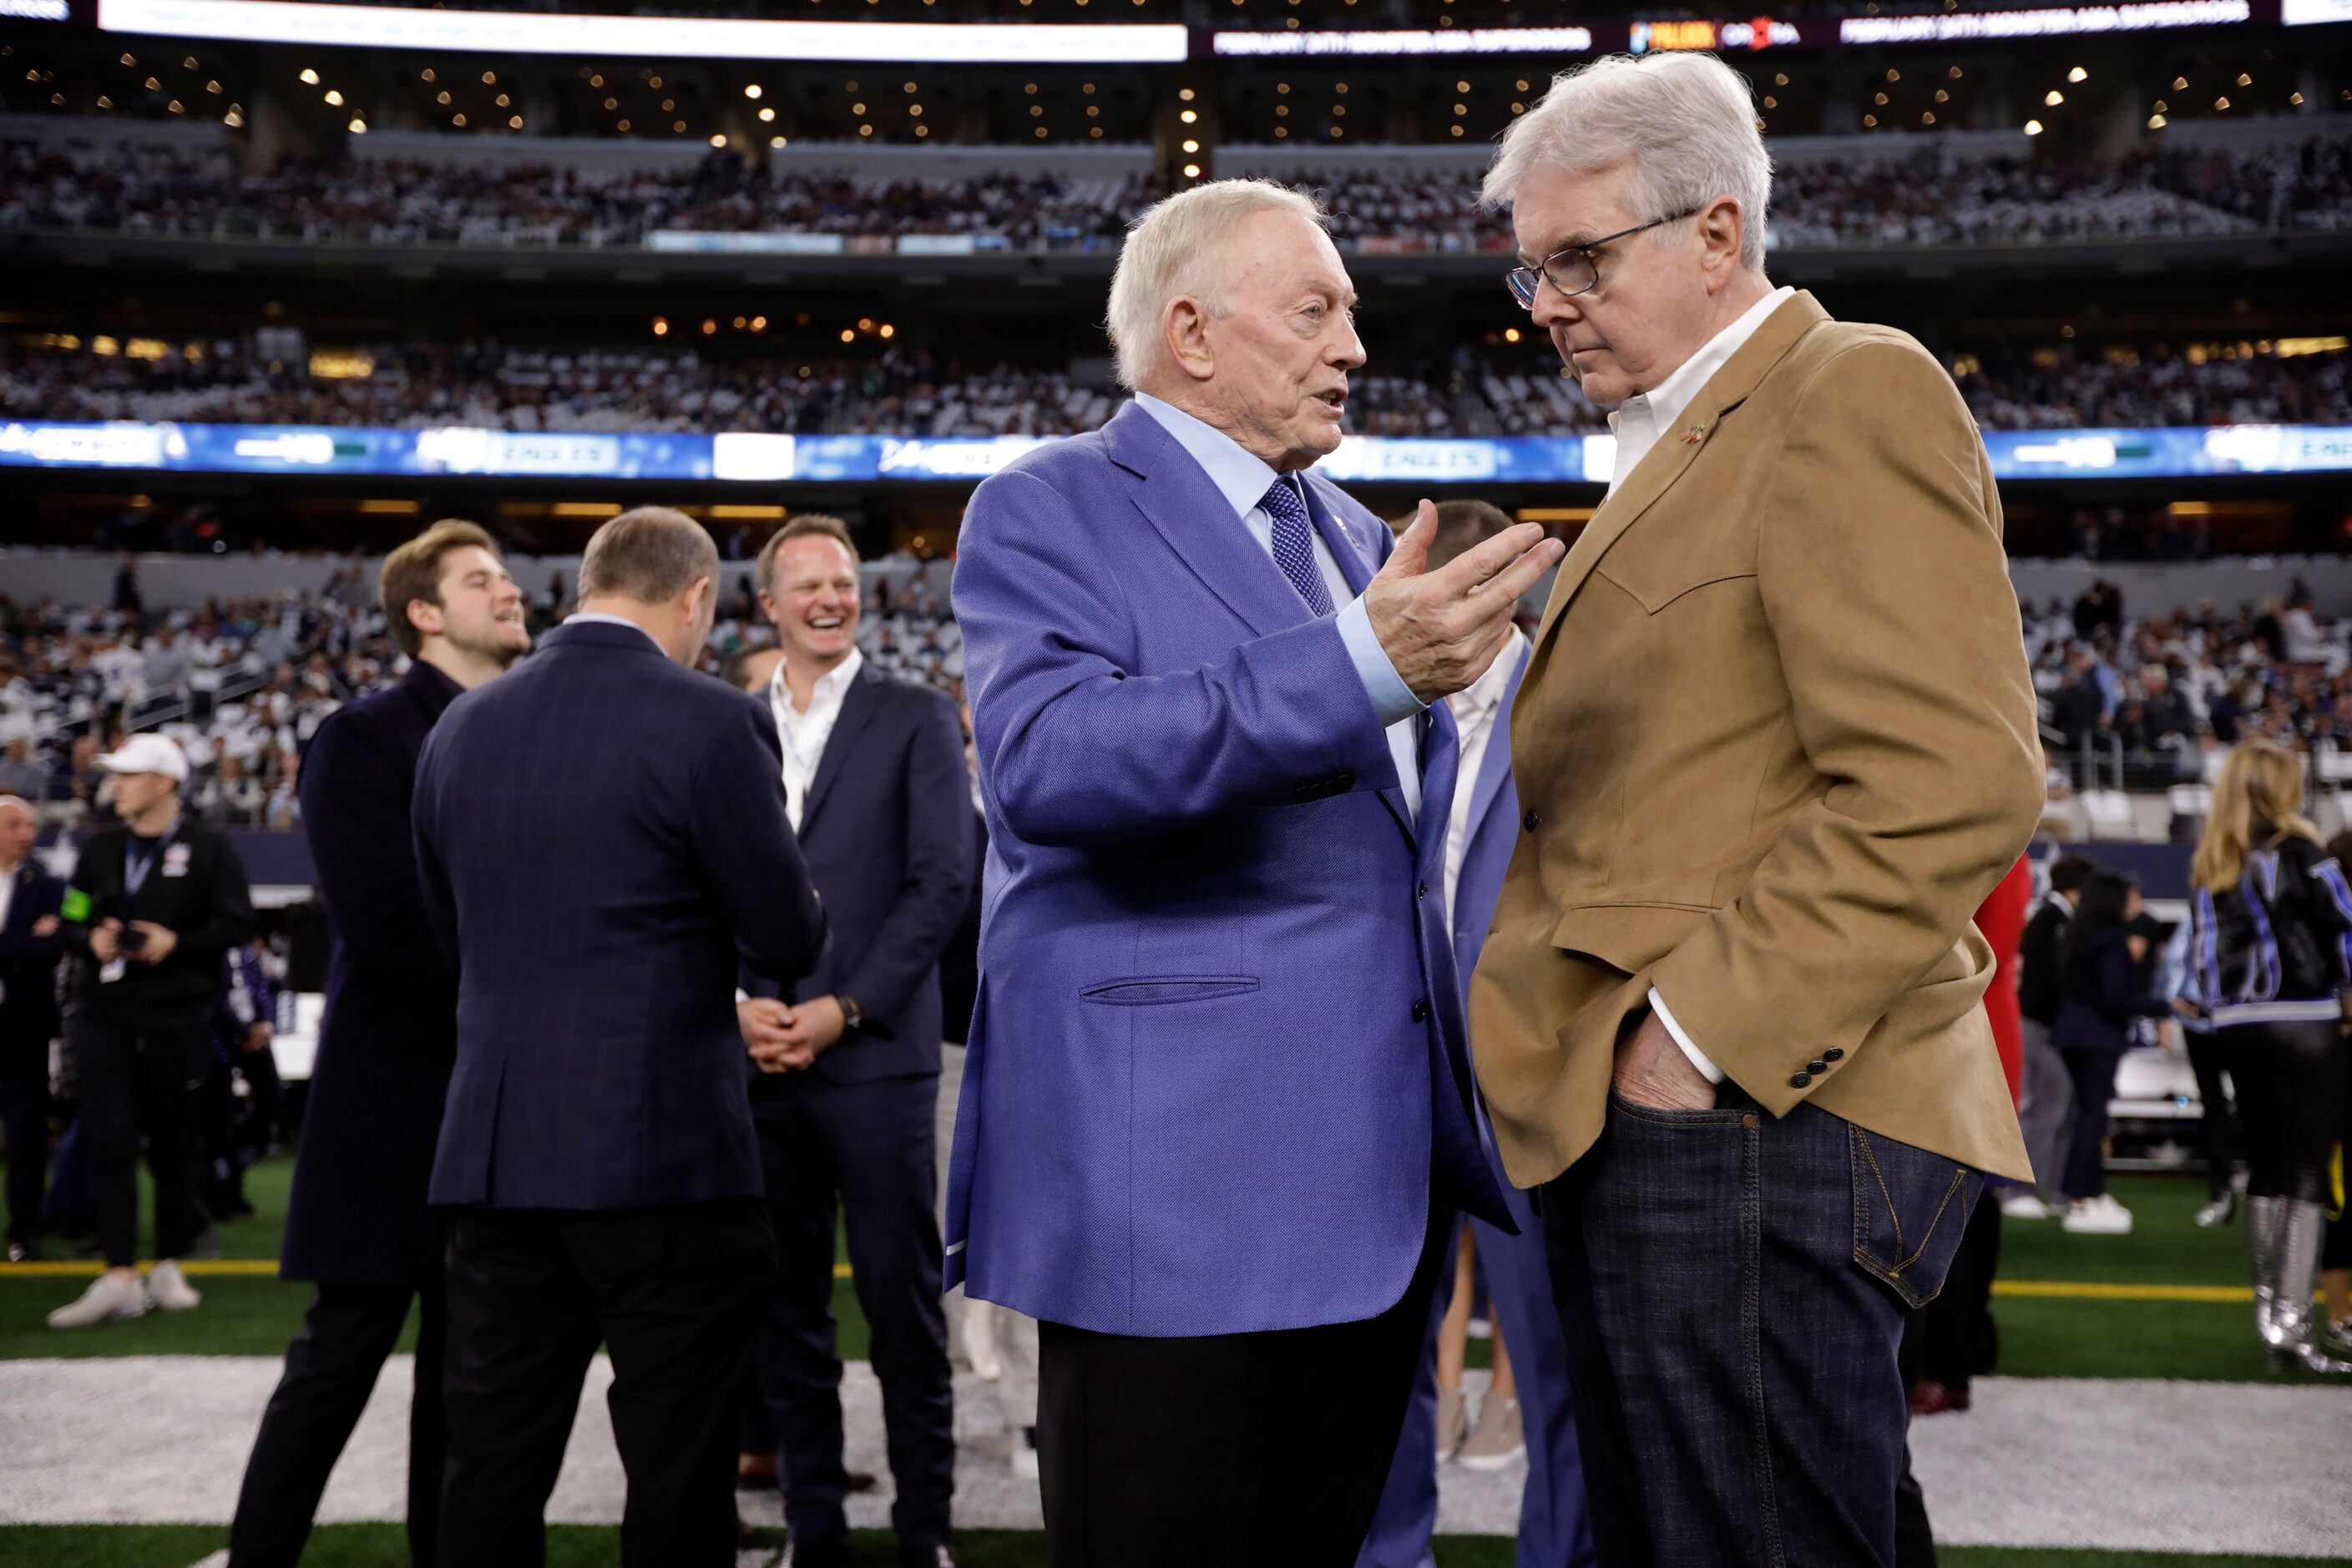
[2061,1195,2133,1235]
[2000,1192,2055,1221]
[47,1271,150,1328]
[147,1259,201,1312]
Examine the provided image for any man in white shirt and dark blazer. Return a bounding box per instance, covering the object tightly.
[736,515,974,1568]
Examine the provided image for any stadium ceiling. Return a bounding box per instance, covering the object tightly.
[26,0,2313,60]
[89,0,1191,63]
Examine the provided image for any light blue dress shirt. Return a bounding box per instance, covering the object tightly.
[1132,392,1427,820]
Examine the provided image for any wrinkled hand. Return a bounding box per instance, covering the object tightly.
[129,923,178,964]
[777,995,847,1060]
[738,996,814,1075]
[1612,1009,1716,1112]
[1363,500,1565,706]
[87,918,122,963]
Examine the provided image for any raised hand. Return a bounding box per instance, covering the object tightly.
[1363,500,1564,705]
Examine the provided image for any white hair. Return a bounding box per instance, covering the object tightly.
[1105,179,1329,392]
[1482,52,1773,273]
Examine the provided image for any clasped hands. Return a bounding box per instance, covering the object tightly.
[738,994,847,1075]
[85,918,179,965]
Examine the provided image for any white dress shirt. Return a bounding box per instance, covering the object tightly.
[1606,286,1794,502]
[1603,286,1793,1087]
[767,646,864,831]
[1442,627,1524,923]
[0,862,16,938]
[1132,392,1425,821]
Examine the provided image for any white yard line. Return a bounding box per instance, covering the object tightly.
[2,1358,2345,1555]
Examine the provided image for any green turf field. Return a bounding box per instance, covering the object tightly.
[0,1525,2344,1568]
[0,1159,2300,1381]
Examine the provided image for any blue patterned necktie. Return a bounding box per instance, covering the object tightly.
[1258,476,1334,618]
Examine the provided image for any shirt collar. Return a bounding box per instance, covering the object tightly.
[1622,285,1795,437]
[1452,626,1524,726]
[1131,392,1293,524]
[771,645,865,721]
[564,611,670,655]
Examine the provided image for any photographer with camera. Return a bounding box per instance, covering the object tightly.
[47,734,256,1329]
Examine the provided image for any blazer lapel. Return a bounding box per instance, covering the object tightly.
[1302,476,1419,843]
[1104,402,1313,641]
[797,665,882,837]
[1534,291,1830,651]
[1467,640,1532,837]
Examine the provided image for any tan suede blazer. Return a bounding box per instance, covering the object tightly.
[1469,291,2043,1186]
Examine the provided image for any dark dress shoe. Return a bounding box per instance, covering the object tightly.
[1907,1378,1970,1416]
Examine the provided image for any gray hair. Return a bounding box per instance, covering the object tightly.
[1105,179,1330,391]
[579,506,720,604]
[1482,52,1773,273]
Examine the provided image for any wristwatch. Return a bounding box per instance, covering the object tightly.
[837,996,869,1034]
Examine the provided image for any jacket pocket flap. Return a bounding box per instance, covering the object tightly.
[1080,975,1262,1007]
[1547,902,1712,977]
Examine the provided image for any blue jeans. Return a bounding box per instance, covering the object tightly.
[1542,1082,1980,1567]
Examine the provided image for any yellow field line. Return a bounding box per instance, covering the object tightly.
[1993,1279,2253,1302]
[0,1261,858,1280]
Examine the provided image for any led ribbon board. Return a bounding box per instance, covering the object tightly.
[95,0,1190,63]
[3,422,2346,483]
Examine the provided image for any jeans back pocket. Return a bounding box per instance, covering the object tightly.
[1849,1123,1980,1309]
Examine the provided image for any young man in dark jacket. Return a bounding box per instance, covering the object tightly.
[2008,853,2094,1216]
[48,733,255,1328]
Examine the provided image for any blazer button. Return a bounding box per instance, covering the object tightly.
[1523,810,1540,833]
[1808,1059,1829,1075]
[1788,1071,1813,1089]
[1411,998,1431,1024]
[1823,1048,1845,1062]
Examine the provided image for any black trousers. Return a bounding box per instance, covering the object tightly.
[1035,1211,1446,1568]
[2185,1029,2242,1198]
[754,1073,953,1549]
[230,1280,448,1568]
[438,1201,776,1568]
[72,1017,208,1268]
[2223,1020,2349,1205]
[1,1042,48,1248]
[1918,1190,2004,1394]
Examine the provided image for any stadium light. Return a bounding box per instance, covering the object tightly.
[2046,89,2064,104]
[347,116,365,131]
[298,67,318,83]
[95,0,1190,65]
[745,83,761,98]
[2024,118,2044,134]
[1180,109,1197,123]
[1182,163,1201,177]
[2068,65,2088,81]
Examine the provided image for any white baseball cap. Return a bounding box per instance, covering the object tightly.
[95,733,189,784]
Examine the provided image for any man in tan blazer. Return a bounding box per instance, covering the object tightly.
[1468,52,2044,1567]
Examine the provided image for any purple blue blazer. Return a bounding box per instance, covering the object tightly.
[946,399,1510,1338]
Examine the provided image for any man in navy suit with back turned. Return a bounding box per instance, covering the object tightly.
[414,507,829,1568]
[230,518,529,1568]
[736,515,973,1568]
[0,794,67,1263]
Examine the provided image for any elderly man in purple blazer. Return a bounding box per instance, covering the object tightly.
[946,180,1564,1567]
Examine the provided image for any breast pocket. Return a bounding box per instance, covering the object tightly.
[1079,976,1262,1007]
[1593,559,1758,616]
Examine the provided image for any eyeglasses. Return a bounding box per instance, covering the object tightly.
[1505,208,1700,309]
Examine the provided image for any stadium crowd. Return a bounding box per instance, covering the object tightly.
[2027,581,2351,787]
[6,133,2351,252]
[0,554,964,827]
[6,559,2345,832]
[8,336,2346,437]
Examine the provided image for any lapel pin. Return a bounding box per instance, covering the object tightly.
[1681,424,1706,444]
